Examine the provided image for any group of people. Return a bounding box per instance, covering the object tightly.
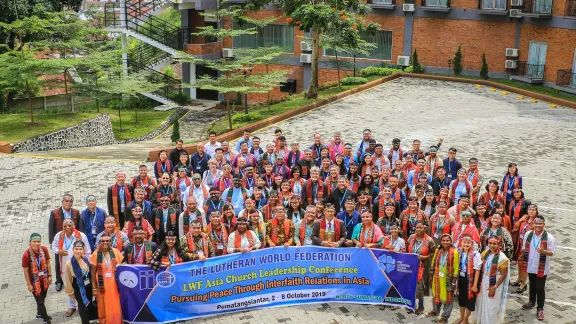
[23,128,555,324]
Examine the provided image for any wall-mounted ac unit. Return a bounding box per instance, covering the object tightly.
[403,3,415,11]
[511,0,523,6]
[300,53,312,64]
[222,48,233,58]
[505,60,518,69]
[300,41,312,52]
[509,9,522,17]
[505,48,519,57]
[397,56,411,67]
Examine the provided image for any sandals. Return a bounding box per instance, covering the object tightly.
[510,281,521,287]
[379,305,386,310]
[426,311,438,317]
[438,318,447,324]
[65,308,76,317]
[516,285,527,293]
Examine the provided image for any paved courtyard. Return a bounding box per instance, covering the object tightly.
[1,78,576,323]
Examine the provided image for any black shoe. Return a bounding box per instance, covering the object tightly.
[43,320,51,324]
[516,285,527,293]
[55,282,63,292]
[522,301,535,310]
[36,314,42,320]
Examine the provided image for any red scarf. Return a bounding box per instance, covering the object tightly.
[124,219,151,242]
[388,147,403,162]
[28,247,49,296]
[522,231,548,277]
[186,232,210,257]
[205,223,228,255]
[433,247,456,304]
[502,174,520,195]
[132,176,156,200]
[430,212,452,236]
[401,210,427,238]
[234,230,255,248]
[218,174,233,192]
[319,218,340,242]
[182,209,202,234]
[466,168,479,202]
[155,160,172,177]
[460,248,477,299]
[425,156,439,175]
[450,179,471,199]
[359,223,376,246]
[305,179,324,205]
[52,208,79,234]
[270,218,290,244]
[408,234,431,281]
[155,185,175,204]
[508,198,524,224]
[126,241,153,264]
[453,222,480,247]
[111,184,132,225]
[175,177,192,199]
[154,208,177,232]
[290,178,305,193]
[299,220,314,244]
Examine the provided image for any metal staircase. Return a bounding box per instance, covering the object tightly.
[104,0,186,105]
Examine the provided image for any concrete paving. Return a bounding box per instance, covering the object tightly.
[1,78,575,323]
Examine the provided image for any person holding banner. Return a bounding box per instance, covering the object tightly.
[351,211,385,248]
[90,232,123,324]
[64,241,97,324]
[295,205,317,246]
[181,221,212,260]
[474,236,510,324]
[123,226,157,265]
[204,211,229,256]
[454,234,481,324]
[337,197,361,246]
[407,221,435,315]
[312,203,346,247]
[266,206,295,247]
[382,223,406,252]
[227,217,261,253]
[149,231,184,270]
[427,234,459,323]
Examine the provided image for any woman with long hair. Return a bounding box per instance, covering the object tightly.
[500,163,522,206]
[248,210,266,249]
[358,174,378,200]
[148,231,185,270]
[122,205,154,243]
[65,241,97,324]
[347,163,361,193]
[512,204,539,292]
[478,180,505,215]
[221,203,237,232]
[154,172,176,209]
[376,202,397,236]
[355,191,372,215]
[334,154,348,175]
[360,154,375,178]
[420,191,436,218]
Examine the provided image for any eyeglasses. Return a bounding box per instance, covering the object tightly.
[100,239,111,243]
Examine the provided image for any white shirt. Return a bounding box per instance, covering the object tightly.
[383,146,409,165]
[204,142,221,157]
[325,220,335,233]
[459,250,482,273]
[227,230,261,253]
[51,231,92,276]
[524,230,555,276]
[178,209,207,237]
[181,184,210,209]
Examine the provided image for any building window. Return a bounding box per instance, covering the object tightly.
[527,41,547,78]
[426,0,449,7]
[481,0,506,9]
[373,0,393,4]
[323,30,393,61]
[232,23,294,53]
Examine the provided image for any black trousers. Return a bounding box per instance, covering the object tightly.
[528,273,547,309]
[55,256,63,284]
[72,279,98,324]
[33,289,49,320]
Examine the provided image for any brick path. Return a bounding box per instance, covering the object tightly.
[1,78,575,323]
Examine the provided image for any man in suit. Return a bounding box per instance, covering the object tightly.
[107,171,132,229]
[312,203,346,247]
[124,188,153,223]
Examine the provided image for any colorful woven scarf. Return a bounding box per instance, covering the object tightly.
[270,218,290,244]
[206,223,228,255]
[155,208,177,232]
[186,232,210,257]
[96,249,117,293]
[111,184,132,222]
[432,247,456,304]
[458,248,477,299]
[401,210,426,238]
[71,256,91,306]
[430,212,451,236]
[482,250,500,288]
[182,209,202,234]
[359,223,376,246]
[522,231,548,277]
[127,241,153,264]
[408,234,431,281]
[481,226,503,250]
[508,198,524,224]
[234,230,255,249]
[319,218,341,242]
[28,247,49,296]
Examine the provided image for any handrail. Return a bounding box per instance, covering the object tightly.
[128,42,172,73]
[515,61,545,79]
[566,0,576,16]
[556,69,575,87]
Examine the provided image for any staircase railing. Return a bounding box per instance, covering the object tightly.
[125,0,184,50]
[128,42,172,73]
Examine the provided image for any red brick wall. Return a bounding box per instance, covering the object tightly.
[184,42,222,55]
[519,24,576,82]
[413,18,516,73]
[189,10,206,44]
[247,64,304,103]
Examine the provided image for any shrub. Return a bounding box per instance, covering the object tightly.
[404,65,414,73]
[232,112,264,123]
[341,76,368,85]
[171,120,180,143]
[453,45,463,75]
[168,92,191,105]
[480,53,489,80]
[412,49,423,73]
[359,66,401,77]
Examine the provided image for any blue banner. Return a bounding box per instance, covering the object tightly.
[117,247,419,323]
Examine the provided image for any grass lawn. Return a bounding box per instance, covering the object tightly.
[0,108,172,143]
[429,73,576,102]
[210,75,383,135]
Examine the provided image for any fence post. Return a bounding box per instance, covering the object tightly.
[43,96,47,111]
[71,96,75,113]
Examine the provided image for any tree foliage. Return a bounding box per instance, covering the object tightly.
[412,48,423,73]
[480,53,489,79]
[453,45,463,75]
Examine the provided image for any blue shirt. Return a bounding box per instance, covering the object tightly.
[222,187,246,215]
[336,210,360,240]
[236,139,253,152]
[407,170,432,186]
[450,180,473,203]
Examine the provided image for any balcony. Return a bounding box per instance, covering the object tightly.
[510,61,545,84]
[556,69,576,94]
[566,0,576,16]
[421,0,451,11]
[367,0,396,10]
[478,0,508,15]
[521,0,553,18]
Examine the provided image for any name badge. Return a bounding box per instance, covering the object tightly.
[519,234,524,240]
[196,166,201,170]
[433,233,439,239]
[439,272,445,278]
[217,244,224,250]
[38,271,46,276]
[197,251,204,257]
[507,189,512,194]
[84,277,91,286]
[448,174,453,179]
[92,227,97,235]
[305,238,313,245]
[105,272,113,278]
[460,271,466,277]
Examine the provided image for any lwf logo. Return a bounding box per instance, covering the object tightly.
[378,255,396,273]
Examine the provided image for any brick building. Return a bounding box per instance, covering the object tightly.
[104,0,576,104]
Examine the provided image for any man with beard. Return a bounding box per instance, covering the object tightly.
[181,220,213,260]
[123,226,157,264]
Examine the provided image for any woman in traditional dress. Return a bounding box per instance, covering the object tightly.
[90,232,123,324]
[479,214,514,258]
[65,241,96,324]
[427,234,459,324]
[473,201,489,233]
[500,163,522,206]
[221,203,237,232]
[407,221,436,315]
[428,201,455,247]
[248,209,266,248]
[512,203,538,293]
[420,191,436,219]
[154,172,176,209]
[473,236,510,324]
[351,211,384,248]
[355,191,372,215]
[376,202,397,236]
[148,231,185,270]
[347,163,361,193]
[478,180,505,215]
[122,205,154,243]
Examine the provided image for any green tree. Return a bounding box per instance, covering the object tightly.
[453,45,463,75]
[480,53,489,80]
[171,119,180,143]
[246,0,378,99]
[412,48,423,73]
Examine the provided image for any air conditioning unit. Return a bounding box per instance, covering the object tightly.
[505,60,518,69]
[397,56,411,67]
[509,9,522,17]
[300,53,312,64]
[222,48,233,58]
[300,41,312,52]
[505,48,519,57]
[403,3,415,11]
[511,0,523,6]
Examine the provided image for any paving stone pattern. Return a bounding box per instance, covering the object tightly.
[1,78,576,323]
[11,114,115,153]
[155,109,226,143]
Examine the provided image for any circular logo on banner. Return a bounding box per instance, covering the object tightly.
[119,271,138,288]
[156,271,176,288]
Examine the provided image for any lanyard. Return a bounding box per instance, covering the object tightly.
[508,176,515,190]
[64,235,75,250]
[195,238,203,251]
[35,254,42,270]
[343,213,354,228]
[532,235,542,250]
[103,253,111,268]
[161,186,171,195]
[139,178,148,188]
[339,190,348,207]
[91,210,98,228]
[391,237,399,250]
[161,162,167,173]
[210,200,220,211]
[168,249,176,263]
[440,251,449,267]
[363,225,372,242]
[246,177,254,188]
[134,244,145,262]
[461,252,468,269]
[305,223,313,238]
[82,266,90,278]
[413,240,424,254]
[266,176,273,187]
[436,216,445,233]
[212,230,223,242]
[409,215,417,228]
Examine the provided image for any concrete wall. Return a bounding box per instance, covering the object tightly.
[12,114,115,153]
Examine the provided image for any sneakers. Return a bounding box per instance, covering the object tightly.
[36,314,42,320]
[537,308,544,321]
[522,301,535,310]
[43,320,51,324]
